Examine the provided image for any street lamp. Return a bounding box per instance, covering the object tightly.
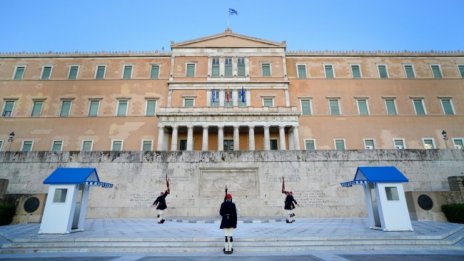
[7,132,15,151]
[441,130,448,149]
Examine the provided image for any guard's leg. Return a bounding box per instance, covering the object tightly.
[229,236,234,253]
[157,210,164,223]
[224,236,228,253]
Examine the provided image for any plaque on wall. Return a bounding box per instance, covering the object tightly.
[417,194,433,211]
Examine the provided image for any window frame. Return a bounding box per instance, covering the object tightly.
[403,64,416,79]
[458,64,464,78]
[211,57,220,77]
[377,64,389,79]
[116,99,129,117]
[237,57,246,77]
[111,139,124,152]
[40,65,53,80]
[356,98,370,116]
[334,139,346,150]
[186,63,196,77]
[384,98,398,116]
[51,140,63,152]
[141,139,153,152]
[324,64,335,79]
[300,98,312,116]
[261,63,271,77]
[81,140,93,151]
[328,98,341,116]
[88,99,101,117]
[351,64,362,79]
[430,64,443,79]
[363,139,375,150]
[183,97,195,108]
[59,99,73,117]
[122,64,133,79]
[145,99,157,116]
[422,138,436,149]
[21,140,34,152]
[412,98,427,116]
[304,139,316,150]
[68,65,79,80]
[439,97,455,116]
[31,99,45,117]
[13,65,26,80]
[452,138,464,149]
[262,97,274,108]
[95,65,106,79]
[297,64,307,79]
[2,100,16,117]
[393,138,406,149]
[224,57,233,77]
[150,64,160,79]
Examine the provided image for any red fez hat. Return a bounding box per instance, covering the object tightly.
[225,194,232,199]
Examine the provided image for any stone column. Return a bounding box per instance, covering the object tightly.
[279,126,286,150]
[218,126,224,151]
[264,125,270,151]
[187,125,194,151]
[233,125,240,151]
[157,125,165,151]
[293,126,300,150]
[248,125,255,151]
[202,125,209,151]
[171,126,178,151]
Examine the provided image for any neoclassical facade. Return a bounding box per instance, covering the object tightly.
[1,29,464,152]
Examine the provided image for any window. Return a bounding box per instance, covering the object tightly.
[21,141,33,152]
[88,100,100,117]
[394,139,405,149]
[123,65,133,79]
[263,97,274,107]
[270,139,278,150]
[51,140,63,152]
[150,64,160,79]
[211,58,220,77]
[2,100,15,117]
[262,63,271,77]
[351,65,361,78]
[356,99,369,115]
[335,139,345,150]
[179,140,187,151]
[385,187,399,201]
[378,65,388,79]
[183,98,194,108]
[186,63,195,77]
[431,65,442,79]
[324,64,334,79]
[68,65,79,80]
[96,65,106,79]
[224,57,232,77]
[60,100,72,117]
[459,65,464,78]
[238,89,246,107]
[305,139,316,150]
[111,140,123,151]
[223,140,234,151]
[440,98,455,115]
[142,140,153,152]
[237,57,245,77]
[412,98,426,115]
[53,188,67,203]
[364,139,375,150]
[297,64,307,79]
[329,99,341,115]
[404,64,415,79]
[300,99,312,115]
[82,140,93,151]
[31,100,44,117]
[146,99,157,116]
[453,138,464,149]
[224,89,233,107]
[384,98,397,116]
[117,99,128,116]
[13,66,25,80]
[210,89,220,107]
[41,66,52,80]
[422,138,435,149]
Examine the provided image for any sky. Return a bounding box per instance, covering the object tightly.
[0,0,463,53]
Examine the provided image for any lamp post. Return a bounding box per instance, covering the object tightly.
[441,130,448,149]
[7,132,15,151]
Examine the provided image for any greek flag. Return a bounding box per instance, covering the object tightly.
[229,8,238,16]
[211,89,218,103]
[239,87,245,103]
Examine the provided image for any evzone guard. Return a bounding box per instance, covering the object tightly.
[219,186,237,254]
[282,177,300,223]
[152,175,170,224]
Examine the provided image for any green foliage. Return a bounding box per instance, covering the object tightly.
[0,203,16,226]
[442,203,464,224]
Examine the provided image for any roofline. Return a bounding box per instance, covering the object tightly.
[0,51,172,59]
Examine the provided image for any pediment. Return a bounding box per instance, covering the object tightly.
[171,29,286,49]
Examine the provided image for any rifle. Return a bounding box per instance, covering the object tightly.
[224,185,228,202]
[282,176,285,194]
[166,173,170,193]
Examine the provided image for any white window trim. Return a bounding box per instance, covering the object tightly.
[393,138,406,149]
[145,98,158,116]
[430,64,443,78]
[452,138,464,149]
[411,98,427,115]
[304,139,316,150]
[458,64,464,78]
[334,138,346,150]
[439,97,455,115]
[350,64,362,78]
[81,140,94,151]
[363,138,376,150]
[95,65,107,79]
[111,139,124,151]
[186,63,196,77]
[21,140,34,151]
[296,64,307,79]
[328,98,342,115]
[299,98,313,115]
[261,62,272,77]
[68,65,80,79]
[377,64,389,78]
[122,64,133,79]
[88,99,101,116]
[141,139,153,151]
[40,65,53,80]
[2,100,16,117]
[183,97,196,107]
[31,99,45,117]
[422,137,436,149]
[13,65,26,80]
[116,99,129,116]
[383,98,398,115]
[262,97,275,107]
[51,140,63,151]
[150,64,160,79]
[403,64,416,79]
[356,98,370,115]
[59,99,73,117]
[323,64,335,78]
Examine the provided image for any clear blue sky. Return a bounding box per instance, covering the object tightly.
[1,0,462,52]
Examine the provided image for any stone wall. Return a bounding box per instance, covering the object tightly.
[0,150,463,219]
